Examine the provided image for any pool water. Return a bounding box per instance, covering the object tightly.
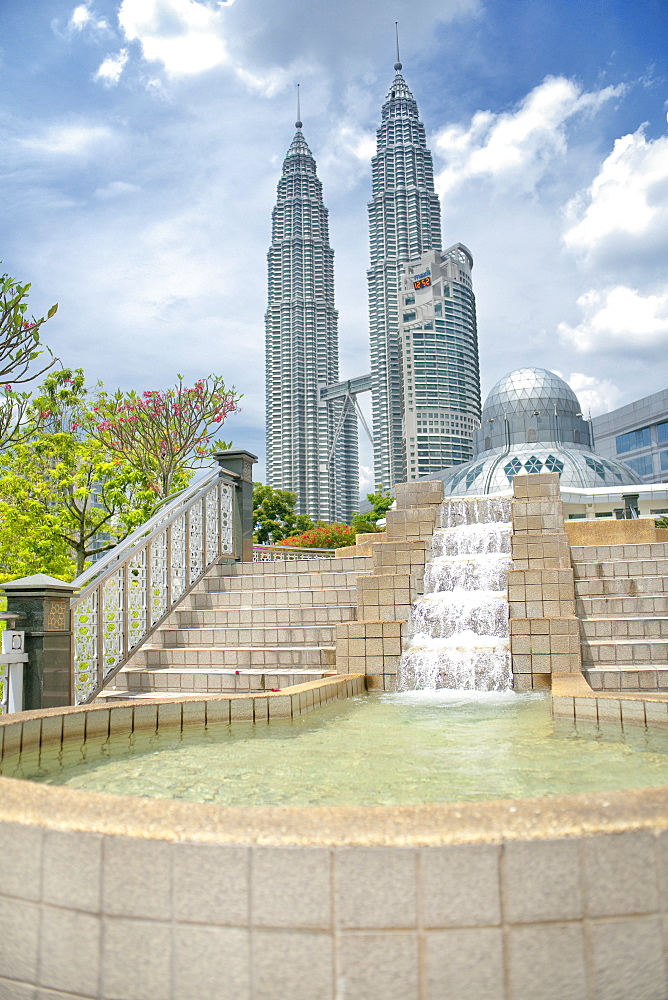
[7,691,668,807]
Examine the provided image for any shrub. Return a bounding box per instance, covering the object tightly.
[277,522,359,549]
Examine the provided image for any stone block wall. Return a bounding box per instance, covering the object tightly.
[509,473,582,690]
[335,481,443,690]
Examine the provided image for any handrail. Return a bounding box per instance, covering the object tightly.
[73,466,234,590]
[70,468,236,704]
[253,544,336,561]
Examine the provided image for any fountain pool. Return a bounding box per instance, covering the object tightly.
[8,690,668,807]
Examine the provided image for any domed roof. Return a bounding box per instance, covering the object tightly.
[425,366,644,496]
[482,367,581,423]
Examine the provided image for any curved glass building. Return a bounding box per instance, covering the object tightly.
[430,367,643,496]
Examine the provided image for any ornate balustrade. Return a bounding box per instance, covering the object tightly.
[70,467,238,704]
[253,544,336,561]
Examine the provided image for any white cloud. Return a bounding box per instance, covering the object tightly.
[20,124,114,156]
[561,372,623,417]
[96,48,129,85]
[562,126,668,257]
[434,76,623,195]
[558,285,668,353]
[94,180,141,199]
[69,2,108,32]
[118,0,228,76]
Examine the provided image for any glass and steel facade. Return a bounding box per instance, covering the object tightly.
[592,387,668,485]
[367,69,442,489]
[265,127,358,522]
[400,245,481,481]
[428,368,643,496]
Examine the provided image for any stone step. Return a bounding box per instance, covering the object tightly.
[574,577,668,598]
[191,587,357,607]
[570,542,668,562]
[136,645,337,669]
[576,595,668,618]
[584,665,668,693]
[581,637,668,666]
[580,617,668,640]
[209,570,369,592]
[154,624,336,648]
[108,666,334,695]
[176,605,357,628]
[572,559,668,581]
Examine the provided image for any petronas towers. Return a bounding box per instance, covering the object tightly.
[265,50,481,516]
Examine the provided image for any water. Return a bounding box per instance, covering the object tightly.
[6,692,668,806]
[399,496,513,691]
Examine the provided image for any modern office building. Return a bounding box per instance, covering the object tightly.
[367,55,443,489]
[265,119,358,523]
[400,245,481,481]
[592,387,668,484]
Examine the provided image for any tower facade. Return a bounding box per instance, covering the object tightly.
[367,62,442,488]
[265,123,358,523]
[400,245,481,480]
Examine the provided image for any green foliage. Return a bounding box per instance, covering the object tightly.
[0,371,157,580]
[351,485,395,534]
[655,515,668,530]
[0,268,58,450]
[278,522,357,549]
[252,482,314,543]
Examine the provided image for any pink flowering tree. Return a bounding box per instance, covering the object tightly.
[0,269,58,449]
[85,375,241,497]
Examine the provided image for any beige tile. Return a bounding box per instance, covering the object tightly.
[252,929,333,1000]
[182,700,206,727]
[102,835,171,920]
[508,923,587,1000]
[84,708,109,739]
[173,925,250,1000]
[338,931,419,1000]
[101,917,171,1000]
[0,978,36,999]
[0,822,43,901]
[336,846,417,929]
[206,698,230,723]
[109,706,133,736]
[40,714,63,746]
[157,701,181,729]
[503,839,582,922]
[252,846,331,929]
[38,905,100,996]
[43,829,102,913]
[588,916,667,1000]
[0,897,40,980]
[583,831,660,916]
[421,844,500,928]
[425,928,504,1000]
[173,843,248,925]
[132,703,157,731]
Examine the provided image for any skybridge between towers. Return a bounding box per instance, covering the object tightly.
[319,375,374,461]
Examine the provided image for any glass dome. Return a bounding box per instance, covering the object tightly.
[427,367,643,496]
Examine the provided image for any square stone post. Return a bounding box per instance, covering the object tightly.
[1,574,77,710]
[213,449,258,562]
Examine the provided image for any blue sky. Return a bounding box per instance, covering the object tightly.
[2,0,667,489]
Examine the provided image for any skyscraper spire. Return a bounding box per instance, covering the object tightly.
[367,55,443,488]
[394,21,402,71]
[265,115,358,522]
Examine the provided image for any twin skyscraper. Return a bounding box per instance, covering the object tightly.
[265,53,481,522]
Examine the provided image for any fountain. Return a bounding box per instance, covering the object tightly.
[399,495,513,691]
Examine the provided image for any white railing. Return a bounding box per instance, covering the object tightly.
[70,468,237,704]
[0,614,28,715]
[253,544,336,561]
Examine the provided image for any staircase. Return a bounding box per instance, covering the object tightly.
[572,541,668,692]
[97,555,371,701]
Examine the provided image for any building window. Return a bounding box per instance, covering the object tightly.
[660,450,668,472]
[625,454,654,477]
[658,422,668,444]
[616,427,651,453]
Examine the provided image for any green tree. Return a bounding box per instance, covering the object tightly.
[0,268,58,450]
[85,375,241,498]
[351,486,395,534]
[253,482,314,543]
[0,371,157,579]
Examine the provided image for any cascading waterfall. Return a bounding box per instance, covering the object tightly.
[398,496,513,691]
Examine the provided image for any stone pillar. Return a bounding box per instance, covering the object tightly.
[508,473,582,691]
[336,479,443,691]
[213,449,258,562]
[1,575,77,710]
